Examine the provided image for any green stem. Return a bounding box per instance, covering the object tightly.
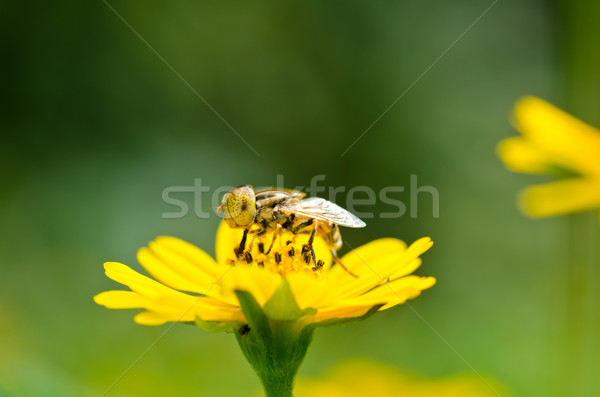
[235,324,314,397]
[253,365,295,397]
[565,213,599,396]
[555,0,600,394]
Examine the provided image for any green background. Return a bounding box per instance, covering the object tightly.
[1,0,593,396]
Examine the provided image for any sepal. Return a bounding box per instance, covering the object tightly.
[263,280,316,321]
[234,290,315,397]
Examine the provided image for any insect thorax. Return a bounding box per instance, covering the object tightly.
[255,206,290,229]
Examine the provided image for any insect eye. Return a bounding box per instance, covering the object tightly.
[225,186,256,227]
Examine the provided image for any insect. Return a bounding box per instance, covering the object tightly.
[238,324,250,336]
[217,185,366,276]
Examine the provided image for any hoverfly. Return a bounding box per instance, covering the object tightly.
[217,185,366,276]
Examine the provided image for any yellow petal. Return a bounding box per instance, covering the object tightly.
[152,294,243,323]
[286,272,338,309]
[220,265,281,306]
[154,236,218,273]
[137,247,210,294]
[94,290,146,309]
[388,258,423,281]
[331,238,406,279]
[519,178,600,217]
[312,304,374,323]
[133,311,171,326]
[497,136,551,174]
[139,238,227,295]
[216,221,243,265]
[101,262,196,311]
[514,96,600,175]
[332,238,433,298]
[345,276,437,310]
[142,237,238,305]
[103,262,174,299]
[101,262,242,323]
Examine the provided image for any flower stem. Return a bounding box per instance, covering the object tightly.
[235,324,314,397]
[565,213,599,396]
[555,0,600,393]
[254,366,295,397]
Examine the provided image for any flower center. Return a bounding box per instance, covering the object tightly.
[225,225,332,277]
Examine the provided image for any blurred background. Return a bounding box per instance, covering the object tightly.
[1,0,595,396]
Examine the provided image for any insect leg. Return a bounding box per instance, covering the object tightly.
[331,249,358,278]
[292,218,314,233]
[247,228,267,251]
[302,221,319,268]
[265,225,281,255]
[239,228,268,264]
[234,228,249,259]
[307,221,317,245]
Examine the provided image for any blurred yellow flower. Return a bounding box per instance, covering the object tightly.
[498,96,600,217]
[94,221,435,329]
[294,359,504,397]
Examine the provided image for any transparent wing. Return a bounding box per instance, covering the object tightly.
[282,197,366,228]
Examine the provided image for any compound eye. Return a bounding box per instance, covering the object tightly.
[226,186,256,227]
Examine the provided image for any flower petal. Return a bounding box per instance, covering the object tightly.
[286,272,339,309]
[331,238,433,298]
[134,311,171,326]
[94,290,146,309]
[101,262,243,324]
[497,136,552,174]
[220,265,281,306]
[388,258,423,281]
[153,236,220,276]
[514,96,600,175]
[312,304,375,323]
[152,294,243,323]
[138,237,224,295]
[216,221,243,265]
[137,247,209,294]
[519,178,600,217]
[345,275,436,310]
[103,262,176,299]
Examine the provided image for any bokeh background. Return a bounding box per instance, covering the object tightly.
[1,0,596,396]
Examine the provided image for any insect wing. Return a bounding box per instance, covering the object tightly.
[255,187,306,202]
[283,197,366,228]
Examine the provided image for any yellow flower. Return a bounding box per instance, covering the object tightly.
[498,96,600,217]
[95,222,436,396]
[94,221,435,328]
[293,359,505,397]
